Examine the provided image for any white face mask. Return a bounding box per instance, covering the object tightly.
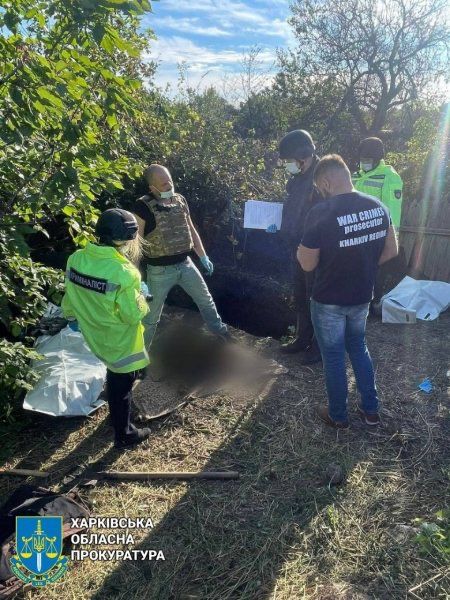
[159,187,175,199]
[284,162,301,175]
[360,161,373,172]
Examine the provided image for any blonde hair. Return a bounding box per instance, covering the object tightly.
[113,235,149,265]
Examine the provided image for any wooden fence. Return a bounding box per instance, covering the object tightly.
[400,193,450,283]
[399,131,450,283]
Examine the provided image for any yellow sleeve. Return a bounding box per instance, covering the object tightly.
[383,172,403,228]
[61,292,76,319]
[115,272,149,325]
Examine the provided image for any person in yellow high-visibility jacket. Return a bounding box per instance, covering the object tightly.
[61,208,151,449]
[352,137,405,304]
[352,137,404,228]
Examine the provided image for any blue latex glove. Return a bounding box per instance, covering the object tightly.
[266,224,278,233]
[140,281,153,301]
[68,320,79,332]
[200,255,214,276]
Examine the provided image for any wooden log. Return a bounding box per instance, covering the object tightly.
[0,468,49,478]
[97,471,239,481]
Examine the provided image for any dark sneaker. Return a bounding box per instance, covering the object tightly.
[358,406,381,426]
[280,337,311,354]
[299,342,322,365]
[114,427,151,449]
[317,405,349,429]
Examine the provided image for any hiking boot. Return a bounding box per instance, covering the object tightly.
[280,336,311,354]
[299,339,322,365]
[357,406,381,426]
[114,427,151,449]
[317,405,349,429]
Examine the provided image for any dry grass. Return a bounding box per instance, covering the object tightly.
[1,311,449,600]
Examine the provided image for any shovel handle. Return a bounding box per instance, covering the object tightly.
[98,471,239,481]
[0,468,49,478]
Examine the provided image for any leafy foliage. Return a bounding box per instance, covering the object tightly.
[119,85,285,233]
[386,104,444,205]
[0,340,43,422]
[414,510,450,563]
[0,230,64,338]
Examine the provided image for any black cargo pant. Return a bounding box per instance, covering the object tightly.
[292,252,315,341]
[106,370,138,443]
[373,247,407,303]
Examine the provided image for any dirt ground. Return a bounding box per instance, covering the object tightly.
[1,310,449,600]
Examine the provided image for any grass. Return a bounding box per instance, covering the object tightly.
[1,311,449,599]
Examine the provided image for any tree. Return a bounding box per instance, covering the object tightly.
[0,0,153,418]
[280,0,449,137]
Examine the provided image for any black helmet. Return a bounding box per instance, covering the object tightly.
[359,137,384,161]
[279,129,315,160]
[95,208,138,244]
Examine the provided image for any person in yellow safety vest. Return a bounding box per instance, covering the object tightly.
[61,208,152,449]
[352,137,404,228]
[353,137,405,305]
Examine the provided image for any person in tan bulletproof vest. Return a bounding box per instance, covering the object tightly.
[133,164,229,349]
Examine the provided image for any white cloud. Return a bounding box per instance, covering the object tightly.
[145,36,276,96]
[147,36,244,71]
[161,0,221,11]
[146,36,274,72]
[157,0,293,42]
[142,1,294,96]
[162,16,233,37]
[242,18,294,42]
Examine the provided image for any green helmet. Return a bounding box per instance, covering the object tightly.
[279,129,315,160]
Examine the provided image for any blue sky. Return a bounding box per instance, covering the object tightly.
[141,0,294,94]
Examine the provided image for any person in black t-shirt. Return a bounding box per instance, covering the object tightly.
[298,154,398,429]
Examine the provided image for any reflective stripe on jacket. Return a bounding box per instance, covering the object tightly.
[61,242,149,373]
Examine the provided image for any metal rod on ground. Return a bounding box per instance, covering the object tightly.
[97,471,239,481]
[0,469,49,478]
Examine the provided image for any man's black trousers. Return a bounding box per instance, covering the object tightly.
[292,254,314,341]
[106,370,138,443]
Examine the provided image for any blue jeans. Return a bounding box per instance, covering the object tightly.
[311,299,379,422]
[143,257,227,348]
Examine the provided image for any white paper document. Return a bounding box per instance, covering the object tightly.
[244,200,283,230]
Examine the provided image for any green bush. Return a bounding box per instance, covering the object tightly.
[0,227,64,421]
[414,510,450,563]
[0,340,43,423]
